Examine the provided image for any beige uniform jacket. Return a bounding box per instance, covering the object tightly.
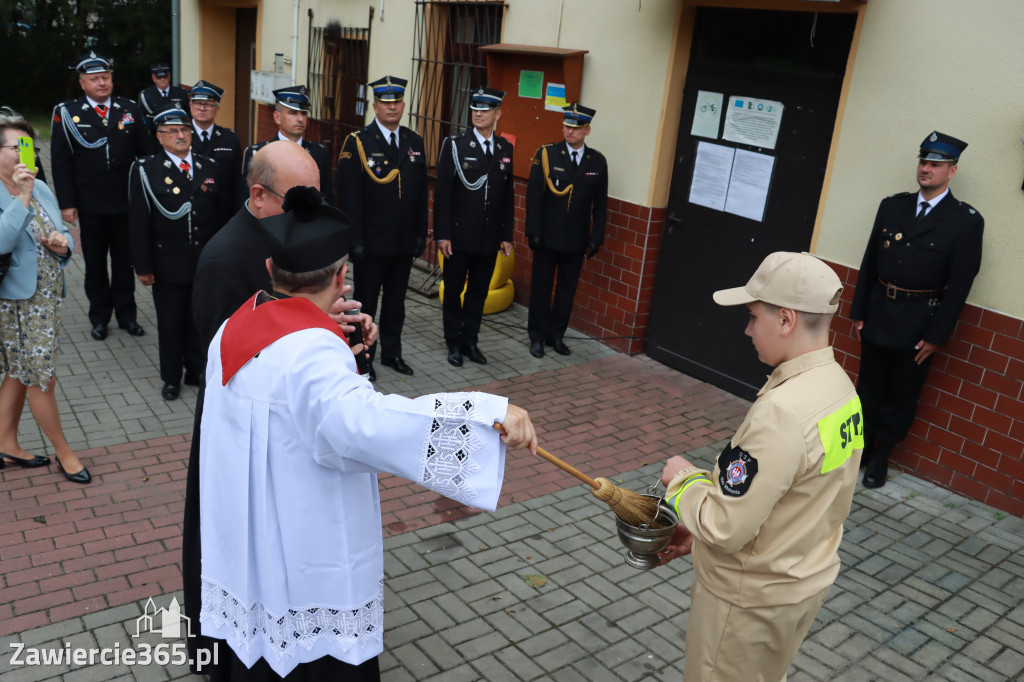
[666,347,863,608]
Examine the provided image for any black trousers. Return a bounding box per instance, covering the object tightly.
[353,255,413,361]
[207,642,380,681]
[857,339,934,445]
[442,251,496,349]
[78,212,137,327]
[528,247,583,343]
[151,280,202,385]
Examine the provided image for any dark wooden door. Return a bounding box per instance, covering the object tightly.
[646,7,856,400]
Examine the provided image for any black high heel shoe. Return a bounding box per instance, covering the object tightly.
[55,456,91,484]
[0,451,51,468]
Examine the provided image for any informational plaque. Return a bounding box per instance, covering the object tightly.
[723,96,784,149]
[518,70,543,99]
[545,83,567,112]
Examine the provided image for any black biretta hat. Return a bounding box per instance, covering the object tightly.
[260,187,353,273]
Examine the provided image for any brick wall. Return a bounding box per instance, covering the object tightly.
[828,262,1024,516]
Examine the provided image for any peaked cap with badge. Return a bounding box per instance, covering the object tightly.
[150,62,171,78]
[189,80,224,102]
[273,85,311,113]
[562,103,596,128]
[72,50,112,74]
[918,130,967,163]
[369,76,407,102]
[469,86,505,111]
[153,104,190,128]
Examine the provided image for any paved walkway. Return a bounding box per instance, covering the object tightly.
[1,204,1023,679]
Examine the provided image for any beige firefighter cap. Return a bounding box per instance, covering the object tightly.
[713,251,843,314]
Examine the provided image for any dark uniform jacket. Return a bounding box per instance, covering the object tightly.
[50,95,155,215]
[192,124,243,206]
[129,152,231,284]
[137,85,190,124]
[241,137,334,206]
[433,131,514,255]
[850,191,984,349]
[336,123,428,257]
[192,206,273,352]
[525,141,608,253]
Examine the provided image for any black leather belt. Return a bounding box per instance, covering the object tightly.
[879,279,945,302]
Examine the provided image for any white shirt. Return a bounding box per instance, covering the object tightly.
[565,141,586,164]
[473,127,495,150]
[277,131,304,146]
[375,118,399,147]
[193,121,214,139]
[199,318,508,676]
[85,96,112,111]
[916,188,949,217]
[164,150,194,174]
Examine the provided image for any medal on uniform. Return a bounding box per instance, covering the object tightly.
[118,122,124,130]
[895,233,903,241]
[366,158,374,168]
[462,162,469,169]
[173,187,180,195]
[499,163,505,170]
[72,116,80,123]
[165,177,173,185]
[883,240,891,248]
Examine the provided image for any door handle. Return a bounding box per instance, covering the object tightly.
[667,212,683,225]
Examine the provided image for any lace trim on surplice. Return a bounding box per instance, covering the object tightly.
[199,578,384,663]
[421,393,486,505]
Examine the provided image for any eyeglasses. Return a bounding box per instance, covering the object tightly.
[259,185,326,204]
[191,101,219,109]
[1,145,20,151]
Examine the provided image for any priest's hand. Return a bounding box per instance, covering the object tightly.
[498,405,537,455]
[137,273,155,286]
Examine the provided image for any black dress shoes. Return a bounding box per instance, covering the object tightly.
[447,347,464,367]
[529,341,544,358]
[382,356,414,376]
[462,345,487,365]
[550,338,571,356]
[90,323,108,340]
[56,457,91,484]
[861,442,892,489]
[0,451,50,468]
[162,383,180,400]
[120,321,146,336]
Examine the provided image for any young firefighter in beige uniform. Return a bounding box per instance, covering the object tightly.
[659,251,864,682]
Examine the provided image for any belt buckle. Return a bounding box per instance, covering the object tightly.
[885,283,897,300]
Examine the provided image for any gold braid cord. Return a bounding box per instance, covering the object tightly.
[345,132,402,198]
[541,146,572,211]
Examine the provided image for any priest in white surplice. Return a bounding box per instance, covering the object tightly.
[198,188,537,681]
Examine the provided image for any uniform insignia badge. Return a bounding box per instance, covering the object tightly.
[716,443,758,497]
[469,141,476,148]
[172,187,180,195]
[165,177,173,185]
[118,122,124,131]
[895,233,903,241]
[462,162,469,169]
[121,113,134,124]
[163,160,172,168]
[930,132,938,142]
[72,116,80,123]
[499,163,505,170]
[969,208,976,214]
[555,178,560,188]
[366,158,374,167]
[883,240,890,248]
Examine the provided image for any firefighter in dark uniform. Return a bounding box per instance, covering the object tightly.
[433,86,514,367]
[188,80,243,209]
[129,105,231,400]
[50,50,155,341]
[240,86,333,206]
[525,103,607,358]
[336,76,428,380]
[137,62,189,128]
[851,131,984,488]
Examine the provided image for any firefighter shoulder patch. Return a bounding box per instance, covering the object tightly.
[717,443,759,497]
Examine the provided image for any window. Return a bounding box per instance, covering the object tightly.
[408,0,505,172]
[306,20,371,163]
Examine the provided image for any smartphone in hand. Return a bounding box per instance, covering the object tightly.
[17,137,36,173]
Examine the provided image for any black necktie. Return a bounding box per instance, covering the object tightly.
[917,201,930,220]
[389,131,398,155]
[202,131,209,144]
[484,139,492,161]
[571,150,579,167]
[162,90,168,99]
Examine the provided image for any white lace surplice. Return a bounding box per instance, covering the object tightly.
[199,326,508,677]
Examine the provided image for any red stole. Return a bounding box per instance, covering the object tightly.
[220,293,347,385]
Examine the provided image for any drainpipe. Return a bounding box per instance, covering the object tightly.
[171,0,181,85]
[292,0,300,84]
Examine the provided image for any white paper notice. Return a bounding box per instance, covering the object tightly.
[688,142,735,211]
[723,96,784,149]
[690,91,723,139]
[724,149,775,222]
